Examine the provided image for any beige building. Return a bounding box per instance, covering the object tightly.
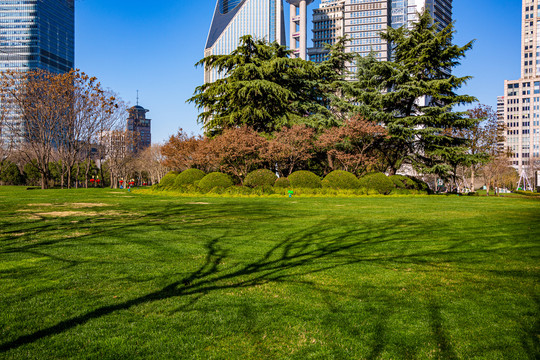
[502,0,540,174]
[308,0,345,63]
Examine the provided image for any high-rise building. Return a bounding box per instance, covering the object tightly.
[0,0,75,145]
[286,0,315,60]
[0,0,75,73]
[204,0,286,83]
[309,0,345,63]
[501,0,540,174]
[126,105,151,153]
[308,0,452,68]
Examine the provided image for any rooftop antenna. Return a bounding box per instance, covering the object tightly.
[136,90,139,106]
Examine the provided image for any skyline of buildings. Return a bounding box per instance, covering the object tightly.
[308,0,453,71]
[286,0,315,60]
[127,104,152,153]
[0,0,74,73]
[502,0,540,175]
[0,0,75,145]
[204,0,286,83]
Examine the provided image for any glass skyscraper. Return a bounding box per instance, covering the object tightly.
[309,0,452,68]
[0,0,75,73]
[204,0,286,83]
[0,0,74,145]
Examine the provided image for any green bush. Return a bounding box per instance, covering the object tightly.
[288,170,322,189]
[0,162,24,185]
[274,177,290,188]
[389,175,407,189]
[159,171,179,189]
[244,169,277,188]
[358,172,394,195]
[408,177,430,192]
[174,168,205,188]
[390,175,428,191]
[198,172,233,191]
[322,170,360,189]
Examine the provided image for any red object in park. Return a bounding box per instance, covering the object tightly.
[89,179,95,183]
[119,180,124,183]
[97,179,101,183]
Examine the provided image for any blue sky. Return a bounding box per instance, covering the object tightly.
[75,1,522,143]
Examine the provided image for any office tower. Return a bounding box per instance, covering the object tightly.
[497,96,505,123]
[286,0,315,59]
[204,0,286,83]
[126,104,152,153]
[0,0,75,73]
[502,0,540,174]
[309,0,452,67]
[309,0,345,63]
[0,0,75,145]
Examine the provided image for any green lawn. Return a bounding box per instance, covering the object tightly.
[0,187,539,359]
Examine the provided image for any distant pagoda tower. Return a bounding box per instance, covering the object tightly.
[126,99,151,153]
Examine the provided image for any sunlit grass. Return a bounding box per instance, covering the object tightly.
[0,186,539,359]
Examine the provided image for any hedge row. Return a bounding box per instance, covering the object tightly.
[157,169,430,195]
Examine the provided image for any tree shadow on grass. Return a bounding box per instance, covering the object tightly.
[0,211,412,353]
[0,200,538,355]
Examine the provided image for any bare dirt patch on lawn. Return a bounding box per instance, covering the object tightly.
[70,203,110,208]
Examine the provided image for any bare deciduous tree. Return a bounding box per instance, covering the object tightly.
[104,129,138,188]
[0,69,121,189]
[133,144,169,185]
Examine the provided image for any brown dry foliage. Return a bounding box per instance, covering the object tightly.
[264,124,315,177]
[208,126,267,184]
[318,116,387,175]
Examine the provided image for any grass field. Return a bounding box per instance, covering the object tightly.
[0,187,539,359]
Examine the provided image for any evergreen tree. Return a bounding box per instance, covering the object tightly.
[189,36,328,135]
[347,11,478,176]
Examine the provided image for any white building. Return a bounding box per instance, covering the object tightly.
[502,0,540,174]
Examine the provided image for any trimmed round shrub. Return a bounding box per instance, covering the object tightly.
[174,168,205,188]
[288,170,322,189]
[390,175,408,189]
[322,170,360,189]
[274,177,290,188]
[408,177,430,192]
[159,171,179,188]
[244,169,277,188]
[198,172,233,191]
[358,172,394,195]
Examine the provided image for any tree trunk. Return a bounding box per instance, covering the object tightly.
[99,163,105,188]
[84,160,91,188]
[41,173,47,190]
[75,164,80,189]
[67,166,72,189]
[470,167,475,192]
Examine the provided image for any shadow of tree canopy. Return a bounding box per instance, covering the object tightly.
[0,198,539,356]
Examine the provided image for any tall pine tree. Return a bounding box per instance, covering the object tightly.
[347,10,478,176]
[189,36,328,135]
